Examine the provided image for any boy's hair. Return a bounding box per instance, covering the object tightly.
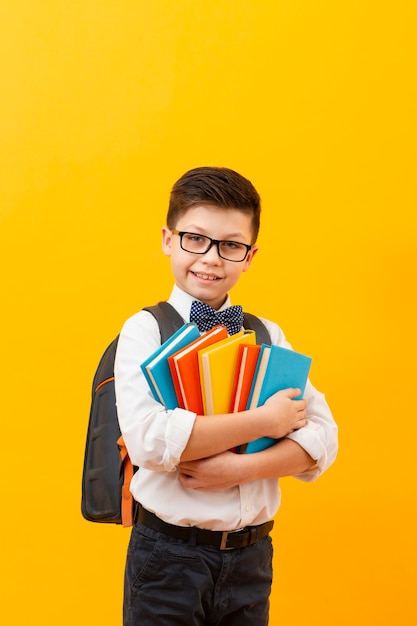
[167,167,261,243]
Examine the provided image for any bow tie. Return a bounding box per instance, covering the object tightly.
[190,301,244,336]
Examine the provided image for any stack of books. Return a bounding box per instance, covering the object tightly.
[141,323,312,453]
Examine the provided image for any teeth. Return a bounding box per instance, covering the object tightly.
[195,272,218,281]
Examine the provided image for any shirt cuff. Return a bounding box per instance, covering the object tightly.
[164,407,197,469]
[286,421,328,482]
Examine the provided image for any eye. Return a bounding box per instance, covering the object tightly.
[222,240,243,250]
[185,233,207,243]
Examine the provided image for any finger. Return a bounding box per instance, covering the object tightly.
[179,472,196,487]
[293,399,307,411]
[285,388,302,399]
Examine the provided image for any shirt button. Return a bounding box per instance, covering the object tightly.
[245,505,252,512]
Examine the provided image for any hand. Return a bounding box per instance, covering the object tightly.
[261,388,307,439]
[178,451,245,491]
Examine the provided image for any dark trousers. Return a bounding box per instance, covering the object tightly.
[123,521,273,626]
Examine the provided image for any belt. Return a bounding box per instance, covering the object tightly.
[136,505,274,550]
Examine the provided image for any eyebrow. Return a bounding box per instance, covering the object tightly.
[182,226,248,241]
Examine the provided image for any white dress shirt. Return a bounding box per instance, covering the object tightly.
[114,285,338,531]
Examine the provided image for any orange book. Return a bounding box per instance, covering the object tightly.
[198,330,256,415]
[168,325,228,414]
[229,344,261,413]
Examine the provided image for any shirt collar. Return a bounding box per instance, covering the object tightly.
[168,284,232,322]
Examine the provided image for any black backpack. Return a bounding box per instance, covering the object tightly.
[81,301,271,526]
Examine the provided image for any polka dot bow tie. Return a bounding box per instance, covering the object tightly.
[190,300,244,336]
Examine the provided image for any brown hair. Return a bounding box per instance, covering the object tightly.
[167,167,261,243]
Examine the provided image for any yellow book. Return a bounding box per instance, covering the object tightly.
[198,330,256,415]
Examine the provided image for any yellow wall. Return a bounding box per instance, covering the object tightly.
[1,1,416,624]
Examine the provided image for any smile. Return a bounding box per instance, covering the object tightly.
[193,272,220,281]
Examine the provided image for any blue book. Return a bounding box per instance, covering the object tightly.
[141,323,200,409]
[241,344,312,453]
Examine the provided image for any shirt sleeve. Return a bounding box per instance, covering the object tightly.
[259,317,338,481]
[114,310,197,472]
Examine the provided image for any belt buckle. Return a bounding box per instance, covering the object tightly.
[220,531,234,550]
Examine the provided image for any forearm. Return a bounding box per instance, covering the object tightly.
[181,388,308,462]
[180,409,271,462]
[240,438,315,482]
[178,439,315,491]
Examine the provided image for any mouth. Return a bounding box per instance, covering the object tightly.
[192,271,220,281]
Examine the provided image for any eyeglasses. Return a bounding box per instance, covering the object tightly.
[172,230,252,262]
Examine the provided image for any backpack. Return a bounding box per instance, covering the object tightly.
[81,301,271,527]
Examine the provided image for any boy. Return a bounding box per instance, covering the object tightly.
[115,166,338,626]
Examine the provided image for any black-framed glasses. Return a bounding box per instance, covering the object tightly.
[172,230,252,262]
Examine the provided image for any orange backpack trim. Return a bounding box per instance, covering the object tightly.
[117,436,135,527]
[95,376,115,392]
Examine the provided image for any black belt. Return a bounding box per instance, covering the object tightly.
[136,505,274,550]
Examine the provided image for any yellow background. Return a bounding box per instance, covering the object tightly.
[1,1,416,624]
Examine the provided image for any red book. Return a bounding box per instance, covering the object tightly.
[168,325,228,414]
[229,344,261,413]
[227,342,261,453]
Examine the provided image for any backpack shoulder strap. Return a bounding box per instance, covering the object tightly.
[243,312,271,345]
[143,301,185,343]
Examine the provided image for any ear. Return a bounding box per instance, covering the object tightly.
[243,245,258,272]
[161,227,173,257]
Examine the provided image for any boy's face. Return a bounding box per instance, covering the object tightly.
[162,204,258,310]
